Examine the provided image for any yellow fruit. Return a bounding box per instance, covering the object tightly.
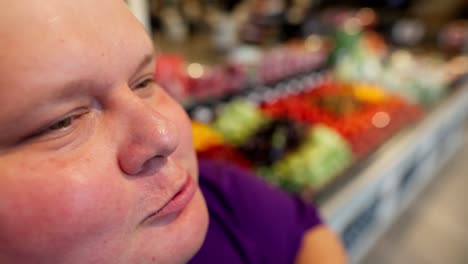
[352,83,388,103]
[191,121,225,151]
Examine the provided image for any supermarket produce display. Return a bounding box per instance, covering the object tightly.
[260,81,423,158]
[190,74,425,192]
[182,26,465,198]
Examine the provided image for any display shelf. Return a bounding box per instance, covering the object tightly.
[186,71,329,120]
[319,82,468,264]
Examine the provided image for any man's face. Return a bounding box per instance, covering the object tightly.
[0,1,208,263]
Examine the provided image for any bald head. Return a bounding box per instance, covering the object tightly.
[0,0,149,79]
[0,1,208,264]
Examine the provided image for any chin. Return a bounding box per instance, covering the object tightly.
[176,189,209,262]
[132,188,209,264]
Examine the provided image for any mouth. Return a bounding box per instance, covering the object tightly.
[141,174,196,224]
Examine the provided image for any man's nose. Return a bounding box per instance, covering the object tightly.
[117,92,179,176]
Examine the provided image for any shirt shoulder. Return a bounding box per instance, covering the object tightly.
[193,159,322,264]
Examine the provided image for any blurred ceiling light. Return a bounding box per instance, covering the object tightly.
[392,19,425,46]
[187,63,204,78]
[372,112,391,128]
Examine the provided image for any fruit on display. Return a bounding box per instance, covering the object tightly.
[238,118,309,166]
[333,31,451,106]
[211,99,270,146]
[154,53,249,103]
[351,83,388,104]
[186,63,248,100]
[228,42,328,84]
[194,97,354,192]
[261,81,423,158]
[256,45,327,84]
[197,144,254,170]
[182,20,465,198]
[192,120,253,169]
[379,51,447,105]
[269,125,353,192]
[155,40,327,104]
[191,121,225,152]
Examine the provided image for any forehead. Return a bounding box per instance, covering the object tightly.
[0,0,152,112]
[0,0,150,74]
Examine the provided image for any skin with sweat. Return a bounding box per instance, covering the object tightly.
[0,0,209,263]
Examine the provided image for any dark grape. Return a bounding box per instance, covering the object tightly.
[239,118,309,166]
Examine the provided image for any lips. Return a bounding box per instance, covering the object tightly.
[141,174,196,224]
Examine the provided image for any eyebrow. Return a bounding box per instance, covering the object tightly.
[51,78,102,102]
[131,52,156,79]
[55,51,156,100]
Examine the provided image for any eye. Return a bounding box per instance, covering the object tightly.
[131,76,157,98]
[47,116,75,131]
[25,110,89,142]
[133,77,155,90]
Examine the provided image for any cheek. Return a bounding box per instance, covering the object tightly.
[0,152,134,259]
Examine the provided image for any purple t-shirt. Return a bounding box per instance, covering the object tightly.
[189,159,322,264]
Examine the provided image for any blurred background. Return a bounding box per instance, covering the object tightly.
[127,1,468,263]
